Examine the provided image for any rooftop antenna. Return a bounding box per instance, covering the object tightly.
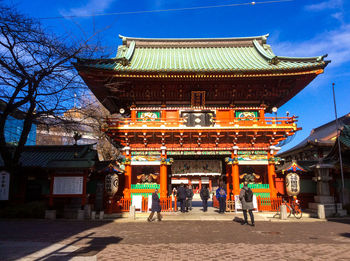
[332,82,345,205]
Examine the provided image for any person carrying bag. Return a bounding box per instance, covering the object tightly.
[239,180,255,226]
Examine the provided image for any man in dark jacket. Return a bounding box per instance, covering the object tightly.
[239,180,255,226]
[200,185,210,212]
[147,189,162,222]
[177,183,187,213]
[216,183,227,213]
[186,185,194,211]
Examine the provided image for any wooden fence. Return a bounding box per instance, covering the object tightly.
[119,196,175,212]
[212,196,283,212]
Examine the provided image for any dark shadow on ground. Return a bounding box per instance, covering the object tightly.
[233,216,244,223]
[0,219,116,260]
[339,232,350,238]
[41,234,123,261]
[326,218,350,225]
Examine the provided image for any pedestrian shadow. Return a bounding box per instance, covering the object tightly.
[233,217,244,223]
[339,233,350,238]
[35,232,123,261]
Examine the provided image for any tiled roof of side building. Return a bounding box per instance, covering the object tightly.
[75,34,330,73]
[278,113,350,157]
[0,144,98,168]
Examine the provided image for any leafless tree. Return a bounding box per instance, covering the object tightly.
[0,3,98,171]
[69,94,120,161]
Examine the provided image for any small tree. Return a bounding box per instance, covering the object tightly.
[0,4,97,172]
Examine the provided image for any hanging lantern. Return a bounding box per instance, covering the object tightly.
[105,173,119,197]
[285,172,300,196]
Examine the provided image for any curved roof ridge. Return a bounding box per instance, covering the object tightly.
[118,33,269,42]
[253,39,329,64]
[253,39,274,60]
[276,54,329,62]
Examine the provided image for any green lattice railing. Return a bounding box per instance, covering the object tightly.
[131,184,160,190]
[254,192,271,199]
[239,184,270,189]
[131,193,160,198]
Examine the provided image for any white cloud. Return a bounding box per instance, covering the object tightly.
[332,12,343,21]
[270,24,350,67]
[305,0,343,11]
[61,0,116,17]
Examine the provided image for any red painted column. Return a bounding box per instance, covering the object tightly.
[231,151,240,195]
[199,180,202,190]
[209,179,212,192]
[123,148,132,199]
[226,166,231,199]
[160,146,168,198]
[268,152,277,198]
[131,110,136,121]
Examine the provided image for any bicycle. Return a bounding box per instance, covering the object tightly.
[273,198,302,219]
[286,198,302,219]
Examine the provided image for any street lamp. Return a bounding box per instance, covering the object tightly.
[332,83,345,205]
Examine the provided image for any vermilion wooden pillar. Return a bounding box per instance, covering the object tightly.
[160,147,167,198]
[226,167,231,199]
[267,152,277,198]
[231,152,240,195]
[123,151,132,198]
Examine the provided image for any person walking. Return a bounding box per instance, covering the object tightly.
[200,184,210,212]
[186,185,194,211]
[239,180,255,226]
[147,189,162,222]
[216,183,227,213]
[177,183,187,213]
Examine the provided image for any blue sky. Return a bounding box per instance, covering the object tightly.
[5,0,350,151]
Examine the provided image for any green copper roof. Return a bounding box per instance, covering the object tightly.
[77,34,329,73]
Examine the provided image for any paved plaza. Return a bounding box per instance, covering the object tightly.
[0,216,350,261]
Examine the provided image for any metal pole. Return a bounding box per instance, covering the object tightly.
[332,83,345,204]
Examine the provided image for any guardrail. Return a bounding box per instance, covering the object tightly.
[105,116,297,129]
[212,196,283,212]
[119,196,174,212]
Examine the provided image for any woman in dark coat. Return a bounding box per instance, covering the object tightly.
[200,185,210,212]
[239,181,255,226]
[148,189,162,222]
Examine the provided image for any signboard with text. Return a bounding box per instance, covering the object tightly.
[53,176,83,195]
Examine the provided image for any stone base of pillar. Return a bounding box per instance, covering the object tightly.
[314,195,334,204]
[45,210,56,220]
[84,204,92,219]
[280,205,287,220]
[77,209,85,220]
[129,206,136,220]
[308,202,347,217]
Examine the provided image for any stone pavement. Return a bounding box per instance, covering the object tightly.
[1,218,350,260]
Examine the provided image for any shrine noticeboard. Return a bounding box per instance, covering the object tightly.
[53,176,83,195]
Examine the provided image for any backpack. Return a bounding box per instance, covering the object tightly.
[219,188,225,196]
[202,189,209,198]
[244,188,253,202]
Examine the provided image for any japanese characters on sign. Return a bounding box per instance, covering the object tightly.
[53,176,83,195]
[285,172,300,196]
[105,173,119,197]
